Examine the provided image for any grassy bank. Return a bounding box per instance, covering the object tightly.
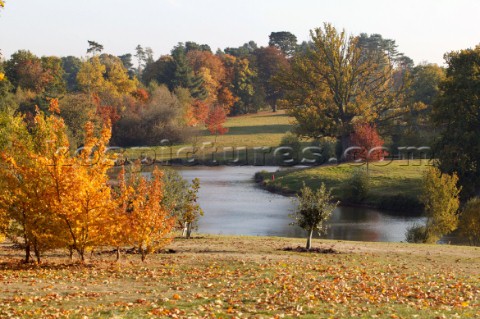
[123,111,294,165]
[0,235,478,318]
[257,160,429,213]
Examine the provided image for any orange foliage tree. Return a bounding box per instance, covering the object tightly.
[0,103,71,262]
[121,166,176,261]
[205,106,228,143]
[185,99,210,127]
[0,99,177,262]
[348,123,387,162]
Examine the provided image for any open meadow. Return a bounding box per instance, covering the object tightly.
[0,235,479,319]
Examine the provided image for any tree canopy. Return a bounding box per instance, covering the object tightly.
[278,23,407,152]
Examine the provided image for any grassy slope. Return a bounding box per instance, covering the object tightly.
[258,160,428,210]
[0,236,479,318]
[124,111,293,164]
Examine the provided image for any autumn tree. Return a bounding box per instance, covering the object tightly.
[205,105,228,143]
[5,50,52,94]
[0,103,70,262]
[185,99,209,127]
[418,167,461,243]
[123,167,176,261]
[348,122,387,166]
[58,121,115,261]
[291,183,338,250]
[278,23,405,153]
[229,57,257,114]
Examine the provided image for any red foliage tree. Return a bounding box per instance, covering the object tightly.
[185,99,210,127]
[132,88,149,103]
[348,123,387,161]
[205,105,228,143]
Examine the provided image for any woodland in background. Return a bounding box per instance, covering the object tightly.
[0,29,443,151]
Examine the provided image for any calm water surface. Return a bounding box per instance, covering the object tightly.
[176,166,425,242]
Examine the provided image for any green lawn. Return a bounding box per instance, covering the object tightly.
[123,110,294,165]
[258,160,430,212]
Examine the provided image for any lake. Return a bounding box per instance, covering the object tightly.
[175,166,425,242]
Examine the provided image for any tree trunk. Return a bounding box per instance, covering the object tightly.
[79,249,85,263]
[340,134,350,162]
[182,222,188,238]
[186,222,193,239]
[306,229,314,250]
[69,246,74,261]
[25,244,31,263]
[33,244,41,264]
[141,249,146,262]
[115,247,121,262]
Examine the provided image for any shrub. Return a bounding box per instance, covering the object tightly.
[342,168,369,202]
[279,131,301,164]
[458,197,480,246]
[311,138,337,164]
[112,85,192,146]
[406,224,427,243]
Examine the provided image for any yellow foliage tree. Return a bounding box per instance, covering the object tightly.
[0,99,116,262]
[420,167,461,243]
[0,104,69,262]
[77,56,107,94]
[54,121,115,261]
[123,167,176,261]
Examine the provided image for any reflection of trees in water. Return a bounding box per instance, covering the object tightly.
[325,226,379,242]
[330,206,381,223]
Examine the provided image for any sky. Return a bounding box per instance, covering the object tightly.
[1,0,480,65]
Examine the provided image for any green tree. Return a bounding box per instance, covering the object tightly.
[0,62,17,112]
[87,40,104,55]
[118,53,135,78]
[419,167,460,243]
[41,56,66,97]
[224,41,258,58]
[61,56,82,92]
[269,31,298,57]
[254,46,289,112]
[142,55,176,89]
[432,45,480,198]
[290,183,338,250]
[278,23,406,154]
[458,197,480,246]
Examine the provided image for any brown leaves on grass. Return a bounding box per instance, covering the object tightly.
[0,251,478,318]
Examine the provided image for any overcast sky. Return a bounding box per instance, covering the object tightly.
[1,0,479,65]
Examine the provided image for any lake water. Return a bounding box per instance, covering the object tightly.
[175,166,425,242]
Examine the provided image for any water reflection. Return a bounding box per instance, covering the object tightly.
[175,166,425,242]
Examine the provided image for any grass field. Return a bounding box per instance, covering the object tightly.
[258,160,429,211]
[123,111,294,165]
[1,235,479,318]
